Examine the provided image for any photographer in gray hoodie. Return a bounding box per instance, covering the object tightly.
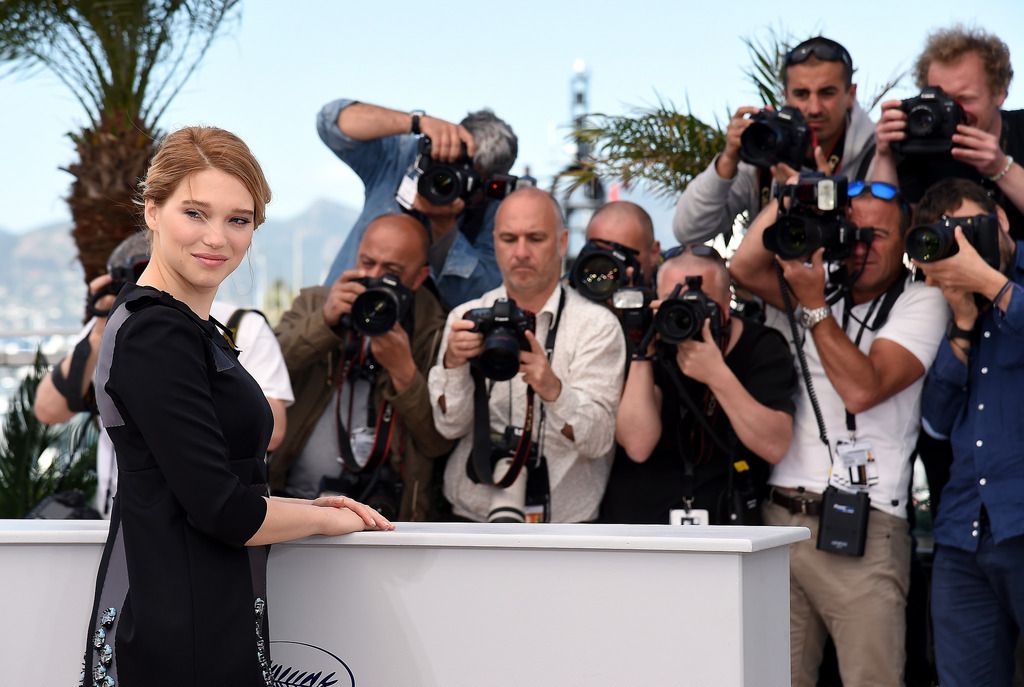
[674,36,876,245]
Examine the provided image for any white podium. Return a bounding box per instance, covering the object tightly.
[0,520,807,686]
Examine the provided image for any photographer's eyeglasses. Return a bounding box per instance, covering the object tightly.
[661,243,724,262]
[848,181,901,202]
[784,37,853,70]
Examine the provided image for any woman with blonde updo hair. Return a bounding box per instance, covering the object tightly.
[81,126,392,687]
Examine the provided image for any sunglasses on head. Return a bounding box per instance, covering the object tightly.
[662,243,724,262]
[848,181,901,202]
[785,38,853,70]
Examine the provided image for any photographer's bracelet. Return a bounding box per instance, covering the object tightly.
[990,155,1014,183]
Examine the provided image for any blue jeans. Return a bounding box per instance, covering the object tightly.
[931,526,1024,687]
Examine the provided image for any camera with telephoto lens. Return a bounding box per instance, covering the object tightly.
[463,298,536,381]
[739,106,812,169]
[320,463,404,521]
[347,273,414,337]
[654,276,722,344]
[905,213,1001,270]
[893,86,965,156]
[88,244,149,318]
[570,239,644,302]
[763,175,870,261]
[485,426,538,523]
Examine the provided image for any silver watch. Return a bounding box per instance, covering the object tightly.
[800,305,832,330]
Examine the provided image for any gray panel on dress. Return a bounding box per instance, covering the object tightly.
[93,304,132,429]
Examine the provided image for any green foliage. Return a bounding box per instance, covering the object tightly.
[741,28,793,108]
[555,99,726,200]
[0,350,98,518]
[0,0,240,130]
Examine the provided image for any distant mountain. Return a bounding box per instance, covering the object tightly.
[0,199,361,333]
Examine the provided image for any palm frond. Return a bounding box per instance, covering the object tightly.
[554,97,726,201]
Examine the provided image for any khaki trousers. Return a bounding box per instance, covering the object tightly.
[764,495,911,687]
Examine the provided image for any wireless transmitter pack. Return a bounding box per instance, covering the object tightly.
[816,486,870,557]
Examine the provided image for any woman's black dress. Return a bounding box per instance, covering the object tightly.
[82,284,273,687]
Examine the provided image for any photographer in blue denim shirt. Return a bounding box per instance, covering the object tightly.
[317,99,517,310]
[915,178,1024,687]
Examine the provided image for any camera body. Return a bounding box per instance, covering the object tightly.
[88,251,149,318]
[655,276,723,344]
[320,462,404,521]
[395,135,480,208]
[348,273,414,337]
[570,239,643,301]
[763,175,869,261]
[740,106,811,169]
[894,87,965,156]
[463,298,536,381]
[905,213,1001,270]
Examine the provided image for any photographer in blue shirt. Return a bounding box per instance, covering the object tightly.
[317,98,518,310]
[915,177,1024,687]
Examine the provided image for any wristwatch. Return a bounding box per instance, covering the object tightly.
[409,110,425,135]
[800,305,832,330]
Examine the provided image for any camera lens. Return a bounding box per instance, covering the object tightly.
[773,216,823,261]
[655,300,701,344]
[419,167,461,205]
[740,122,781,167]
[907,105,937,137]
[479,327,523,381]
[572,252,623,301]
[905,225,953,262]
[351,289,400,336]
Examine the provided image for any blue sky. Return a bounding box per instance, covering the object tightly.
[3,0,1024,246]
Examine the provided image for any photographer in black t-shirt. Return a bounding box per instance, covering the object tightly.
[600,249,797,525]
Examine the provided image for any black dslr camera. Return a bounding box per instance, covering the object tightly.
[654,276,722,345]
[905,213,1001,270]
[740,106,811,169]
[320,463,404,521]
[570,239,643,301]
[763,175,870,261]
[463,298,536,381]
[88,246,149,318]
[893,86,965,156]
[347,273,414,336]
[396,135,480,207]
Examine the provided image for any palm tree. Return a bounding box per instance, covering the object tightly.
[0,0,239,283]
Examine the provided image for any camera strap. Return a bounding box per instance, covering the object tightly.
[51,334,94,413]
[661,357,740,509]
[333,333,396,476]
[839,274,906,438]
[468,287,565,499]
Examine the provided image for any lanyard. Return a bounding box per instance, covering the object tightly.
[469,286,565,488]
[839,294,884,438]
[334,333,396,474]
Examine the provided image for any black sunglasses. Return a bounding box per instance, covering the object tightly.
[662,243,724,262]
[785,37,853,70]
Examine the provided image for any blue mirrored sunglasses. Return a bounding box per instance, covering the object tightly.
[848,181,900,201]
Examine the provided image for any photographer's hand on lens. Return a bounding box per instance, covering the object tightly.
[322,269,367,328]
[777,247,828,310]
[418,115,475,162]
[674,319,728,386]
[369,323,417,392]
[716,105,759,179]
[520,330,562,402]
[914,226,1006,305]
[311,494,396,531]
[951,124,1008,177]
[443,319,485,369]
[88,273,116,336]
[771,146,831,185]
[875,101,908,156]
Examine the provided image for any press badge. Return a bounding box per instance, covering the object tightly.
[669,508,710,526]
[830,440,879,491]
